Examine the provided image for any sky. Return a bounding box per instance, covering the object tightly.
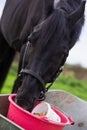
[0,0,6,17]
[0,0,87,68]
[66,2,87,68]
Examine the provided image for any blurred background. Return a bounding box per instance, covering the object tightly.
[0,0,87,101]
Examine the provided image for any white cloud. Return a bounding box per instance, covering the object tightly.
[66,41,87,68]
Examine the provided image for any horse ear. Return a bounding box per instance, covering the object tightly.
[69,0,86,26]
[43,0,54,16]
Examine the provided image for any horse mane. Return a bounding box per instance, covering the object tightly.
[29,0,85,50]
[38,9,68,47]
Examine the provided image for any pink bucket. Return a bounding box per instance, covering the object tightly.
[7,94,74,130]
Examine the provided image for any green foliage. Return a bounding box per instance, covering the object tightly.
[1,63,87,101]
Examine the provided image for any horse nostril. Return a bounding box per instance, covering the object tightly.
[33,97,36,102]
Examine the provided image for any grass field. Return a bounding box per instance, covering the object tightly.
[1,62,87,101]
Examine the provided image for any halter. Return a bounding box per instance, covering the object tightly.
[19,39,68,100]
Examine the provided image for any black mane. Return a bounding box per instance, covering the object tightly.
[37,9,68,47]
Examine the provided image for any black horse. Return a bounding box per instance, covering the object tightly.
[0,0,86,111]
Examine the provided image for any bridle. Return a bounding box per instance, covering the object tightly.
[19,38,68,100]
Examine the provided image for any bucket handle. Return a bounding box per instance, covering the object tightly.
[68,116,74,125]
[50,104,74,125]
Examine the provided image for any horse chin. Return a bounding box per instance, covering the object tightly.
[15,78,42,111]
[15,96,36,112]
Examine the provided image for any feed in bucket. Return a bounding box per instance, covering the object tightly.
[33,112,47,116]
[7,94,74,130]
[32,101,61,123]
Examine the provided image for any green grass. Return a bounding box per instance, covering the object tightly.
[51,75,87,101]
[1,63,87,101]
[0,62,18,94]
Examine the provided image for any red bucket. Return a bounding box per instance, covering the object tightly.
[7,94,74,130]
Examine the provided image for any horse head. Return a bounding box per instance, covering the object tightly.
[15,0,86,111]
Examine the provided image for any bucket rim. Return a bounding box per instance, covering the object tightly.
[8,94,73,126]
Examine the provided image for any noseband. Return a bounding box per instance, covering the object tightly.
[20,69,45,91]
[19,39,68,100]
